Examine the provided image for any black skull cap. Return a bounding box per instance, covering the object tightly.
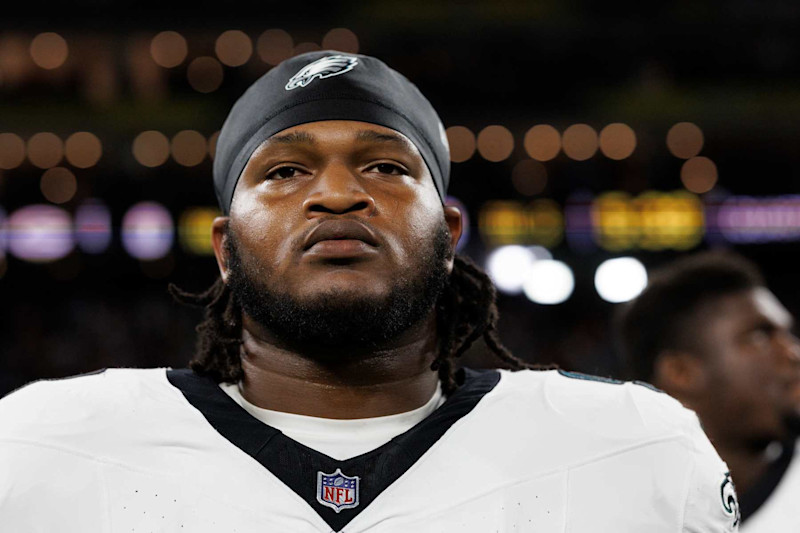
[213,51,451,215]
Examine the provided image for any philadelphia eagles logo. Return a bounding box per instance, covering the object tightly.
[285,55,359,91]
[720,472,741,527]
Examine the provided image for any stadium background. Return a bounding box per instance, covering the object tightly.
[2,1,799,395]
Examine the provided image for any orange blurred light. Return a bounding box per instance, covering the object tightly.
[171,130,207,167]
[0,133,26,169]
[30,32,68,70]
[257,29,294,65]
[208,131,220,160]
[477,125,514,162]
[512,159,548,196]
[562,124,598,161]
[321,28,359,53]
[215,30,252,67]
[150,31,188,68]
[599,123,636,160]
[27,132,64,169]
[294,42,321,55]
[187,56,224,93]
[680,156,718,194]
[132,131,170,167]
[666,122,704,159]
[40,167,77,204]
[65,132,102,168]
[445,126,476,163]
[523,125,560,162]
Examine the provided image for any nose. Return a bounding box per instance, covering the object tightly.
[777,332,800,364]
[302,162,376,218]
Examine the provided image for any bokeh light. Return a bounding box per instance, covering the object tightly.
[477,125,514,162]
[599,123,637,160]
[122,202,174,260]
[523,125,560,161]
[0,208,7,258]
[294,42,321,55]
[215,30,252,67]
[321,28,359,53]
[0,133,26,169]
[30,32,68,70]
[40,167,77,204]
[486,245,535,294]
[75,200,112,254]
[187,56,224,93]
[208,131,220,159]
[179,207,219,255]
[132,131,170,167]
[666,122,704,159]
[171,130,207,167]
[445,126,476,163]
[8,204,74,262]
[523,260,575,305]
[511,159,547,196]
[257,29,294,65]
[65,132,102,168]
[150,31,188,68]
[27,132,64,169]
[681,156,718,194]
[562,124,598,161]
[594,257,648,303]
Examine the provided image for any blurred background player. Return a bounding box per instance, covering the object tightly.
[617,251,800,531]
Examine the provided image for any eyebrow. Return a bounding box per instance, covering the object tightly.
[269,131,316,145]
[354,129,411,147]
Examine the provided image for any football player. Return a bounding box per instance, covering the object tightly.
[0,52,738,531]
[617,251,800,531]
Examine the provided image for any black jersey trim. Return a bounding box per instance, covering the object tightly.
[167,367,500,532]
[739,440,796,523]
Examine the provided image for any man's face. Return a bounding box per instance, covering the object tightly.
[694,288,800,442]
[212,120,461,350]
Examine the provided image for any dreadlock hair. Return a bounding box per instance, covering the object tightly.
[170,254,545,394]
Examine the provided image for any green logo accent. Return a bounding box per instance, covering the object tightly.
[720,472,741,527]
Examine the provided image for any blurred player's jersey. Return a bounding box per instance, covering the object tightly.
[0,368,738,532]
[739,440,800,532]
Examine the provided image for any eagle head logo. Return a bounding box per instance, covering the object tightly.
[285,55,359,91]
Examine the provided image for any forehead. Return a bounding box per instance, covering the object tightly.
[705,287,793,329]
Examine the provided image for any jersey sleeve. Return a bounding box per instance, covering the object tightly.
[681,413,740,532]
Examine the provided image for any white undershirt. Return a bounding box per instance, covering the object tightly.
[219,381,445,460]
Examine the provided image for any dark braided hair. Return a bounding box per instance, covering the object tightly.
[170,254,545,394]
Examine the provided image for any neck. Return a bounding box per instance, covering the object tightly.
[707,434,778,496]
[238,313,441,419]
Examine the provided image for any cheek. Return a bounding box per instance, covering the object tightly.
[231,208,297,272]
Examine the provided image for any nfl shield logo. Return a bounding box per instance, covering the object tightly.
[316,468,360,513]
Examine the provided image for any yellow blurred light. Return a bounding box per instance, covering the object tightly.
[0,133,26,169]
[445,126,475,163]
[132,131,170,167]
[599,123,636,160]
[215,30,253,67]
[27,132,63,169]
[30,32,68,69]
[666,122,704,159]
[179,207,220,255]
[208,130,220,160]
[40,167,77,204]
[171,130,207,167]
[681,156,718,194]
[65,132,102,168]
[523,125,560,162]
[187,56,224,93]
[150,31,188,68]
[294,42,321,55]
[321,28,359,53]
[477,125,514,162]
[511,159,547,196]
[592,192,638,251]
[257,29,294,65]
[562,124,598,161]
[478,200,563,247]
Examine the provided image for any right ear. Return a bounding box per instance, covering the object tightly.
[211,216,231,282]
[653,350,708,405]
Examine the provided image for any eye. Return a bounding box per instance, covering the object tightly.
[266,166,303,180]
[369,162,406,176]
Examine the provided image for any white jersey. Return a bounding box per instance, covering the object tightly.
[740,440,800,532]
[0,367,739,532]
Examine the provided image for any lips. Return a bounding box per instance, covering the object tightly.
[302,219,379,252]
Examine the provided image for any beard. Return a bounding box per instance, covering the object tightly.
[225,220,452,356]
